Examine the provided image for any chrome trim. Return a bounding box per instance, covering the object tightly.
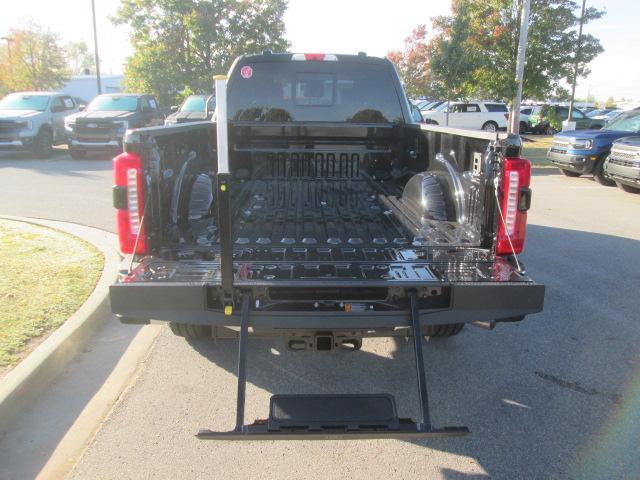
[0,140,22,147]
[71,140,119,147]
[435,152,467,224]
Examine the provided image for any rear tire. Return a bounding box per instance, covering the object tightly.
[423,323,464,338]
[559,168,581,177]
[545,125,557,135]
[593,157,615,186]
[617,182,640,194]
[481,121,498,132]
[69,149,87,159]
[519,121,528,134]
[33,128,53,158]
[169,322,211,338]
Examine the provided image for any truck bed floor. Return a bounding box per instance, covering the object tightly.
[231,178,411,248]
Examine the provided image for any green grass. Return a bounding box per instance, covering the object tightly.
[0,220,103,374]
[522,135,554,166]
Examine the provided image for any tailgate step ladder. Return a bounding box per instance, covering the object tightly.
[196,291,470,440]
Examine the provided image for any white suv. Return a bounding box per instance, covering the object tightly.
[422,101,509,132]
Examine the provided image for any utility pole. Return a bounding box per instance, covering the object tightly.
[508,0,531,134]
[1,36,14,61]
[1,37,14,84]
[567,0,587,119]
[91,0,102,95]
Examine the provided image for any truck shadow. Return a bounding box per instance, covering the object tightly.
[186,224,640,479]
[0,153,112,178]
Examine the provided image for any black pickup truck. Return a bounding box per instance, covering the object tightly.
[65,93,164,158]
[110,52,544,440]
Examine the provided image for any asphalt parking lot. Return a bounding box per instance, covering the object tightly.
[0,149,639,479]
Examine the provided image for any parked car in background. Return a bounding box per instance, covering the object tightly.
[594,109,624,124]
[164,94,215,125]
[529,105,605,134]
[73,97,89,111]
[65,94,164,159]
[586,108,612,118]
[547,108,640,185]
[0,91,79,157]
[419,100,444,113]
[604,136,640,193]
[421,101,508,131]
[519,106,534,133]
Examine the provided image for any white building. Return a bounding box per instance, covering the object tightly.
[60,74,124,103]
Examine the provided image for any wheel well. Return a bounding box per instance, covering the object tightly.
[482,120,498,127]
[38,124,53,135]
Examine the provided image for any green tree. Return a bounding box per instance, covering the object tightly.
[427,1,480,100]
[387,25,432,98]
[113,0,289,105]
[66,40,94,75]
[429,0,605,101]
[0,20,69,94]
[604,96,616,109]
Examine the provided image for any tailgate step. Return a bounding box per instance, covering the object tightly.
[197,291,470,440]
[268,394,399,431]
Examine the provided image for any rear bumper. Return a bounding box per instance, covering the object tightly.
[69,139,121,151]
[110,278,545,330]
[547,149,598,174]
[0,138,33,151]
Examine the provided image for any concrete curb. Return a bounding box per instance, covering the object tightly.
[0,215,121,435]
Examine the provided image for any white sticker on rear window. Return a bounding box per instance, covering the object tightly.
[241,66,253,79]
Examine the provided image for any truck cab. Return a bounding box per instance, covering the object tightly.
[0,92,79,157]
[64,94,164,159]
[164,94,216,125]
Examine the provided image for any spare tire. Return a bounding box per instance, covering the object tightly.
[423,323,464,338]
[169,322,211,338]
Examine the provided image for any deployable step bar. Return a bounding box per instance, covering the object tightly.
[196,291,470,440]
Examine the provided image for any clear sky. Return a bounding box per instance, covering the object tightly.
[1,0,638,101]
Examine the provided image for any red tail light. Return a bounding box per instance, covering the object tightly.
[496,157,531,256]
[113,152,147,254]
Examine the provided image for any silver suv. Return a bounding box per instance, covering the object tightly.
[0,92,79,158]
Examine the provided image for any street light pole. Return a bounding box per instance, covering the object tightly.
[509,0,531,135]
[91,0,102,95]
[567,0,587,119]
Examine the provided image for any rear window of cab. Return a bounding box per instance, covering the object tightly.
[227,61,404,123]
